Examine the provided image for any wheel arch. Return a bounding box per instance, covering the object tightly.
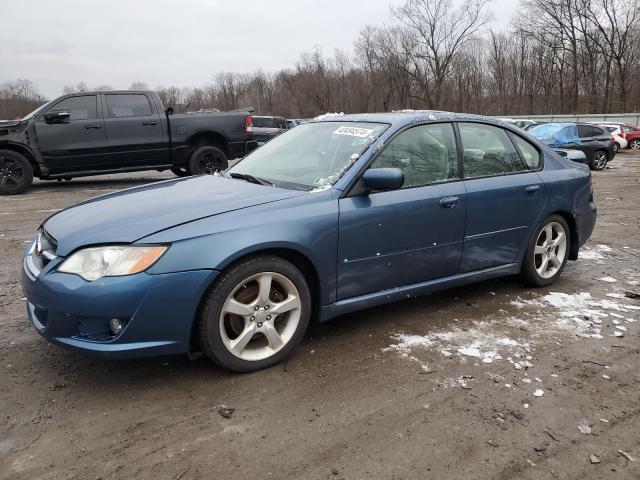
[185,130,229,157]
[0,142,42,177]
[188,246,323,351]
[550,210,579,261]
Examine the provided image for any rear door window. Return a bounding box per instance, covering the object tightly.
[458,123,527,178]
[105,94,152,118]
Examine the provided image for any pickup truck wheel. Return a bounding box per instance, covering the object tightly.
[189,146,228,175]
[0,150,33,195]
[171,167,190,177]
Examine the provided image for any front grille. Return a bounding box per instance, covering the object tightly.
[25,229,58,278]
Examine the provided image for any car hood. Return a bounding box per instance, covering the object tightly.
[44,175,307,256]
[0,119,23,128]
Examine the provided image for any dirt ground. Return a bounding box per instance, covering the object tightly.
[1,154,639,480]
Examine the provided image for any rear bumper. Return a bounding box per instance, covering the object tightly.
[21,265,218,359]
[228,140,258,158]
[575,201,597,248]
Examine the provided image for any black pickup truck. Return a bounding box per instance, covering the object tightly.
[0,90,257,194]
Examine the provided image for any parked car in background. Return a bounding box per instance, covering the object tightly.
[528,122,615,170]
[597,122,640,150]
[252,116,289,145]
[621,124,640,150]
[287,119,305,128]
[592,123,627,153]
[553,148,588,165]
[22,111,596,372]
[0,91,257,194]
[495,118,536,130]
[524,122,545,131]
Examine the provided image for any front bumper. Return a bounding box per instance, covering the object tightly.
[21,261,218,359]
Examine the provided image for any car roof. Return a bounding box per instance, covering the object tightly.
[310,111,516,130]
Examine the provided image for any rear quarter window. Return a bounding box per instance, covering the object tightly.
[510,134,541,169]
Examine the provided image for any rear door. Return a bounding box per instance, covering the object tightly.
[457,122,546,272]
[101,93,168,168]
[337,122,467,300]
[35,94,107,174]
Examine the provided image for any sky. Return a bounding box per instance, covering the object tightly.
[0,0,518,99]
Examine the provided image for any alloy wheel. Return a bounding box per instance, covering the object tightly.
[631,140,640,150]
[199,152,226,175]
[593,152,607,170]
[534,222,568,279]
[219,272,302,361]
[0,156,25,189]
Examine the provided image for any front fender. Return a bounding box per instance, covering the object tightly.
[143,191,340,305]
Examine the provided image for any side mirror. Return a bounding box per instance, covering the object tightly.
[44,110,71,123]
[165,107,174,115]
[362,168,404,193]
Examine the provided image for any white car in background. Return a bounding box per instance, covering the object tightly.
[592,123,627,153]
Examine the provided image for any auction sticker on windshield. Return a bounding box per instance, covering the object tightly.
[333,126,374,138]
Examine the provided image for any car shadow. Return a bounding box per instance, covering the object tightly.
[31,174,175,191]
[29,274,537,397]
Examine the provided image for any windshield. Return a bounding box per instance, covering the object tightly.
[229,121,388,190]
[20,100,53,121]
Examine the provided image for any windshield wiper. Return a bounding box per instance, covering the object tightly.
[229,172,275,187]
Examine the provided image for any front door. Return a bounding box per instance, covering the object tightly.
[457,122,547,272]
[337,122,467,300]
[35,94,107,174]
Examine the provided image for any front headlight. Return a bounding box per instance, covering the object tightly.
[58,245,168,281]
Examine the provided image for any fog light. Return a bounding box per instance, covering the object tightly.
[109,318,124,336]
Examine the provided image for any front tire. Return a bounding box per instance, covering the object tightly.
[0,150,33,195]
[590,150,608,171]
[197,255,312,372]
[189,145,228,175]
[521,215,570,287]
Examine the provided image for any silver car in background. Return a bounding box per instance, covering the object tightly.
[252,116,289,145]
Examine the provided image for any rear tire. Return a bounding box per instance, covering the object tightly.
[630,139,640,150]
[590,150,608,171]
[197,255,311,372]
[521,215,570,287]
[614,142,620,153]
[0,150,33,195]
[171,167,190,177]
[189,146,228,175]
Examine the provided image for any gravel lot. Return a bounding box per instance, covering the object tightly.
[1,154,639,480]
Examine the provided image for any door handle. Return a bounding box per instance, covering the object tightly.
[439,196,459,209]
[84,124,102,129]
[525,185,541,195]
[142,121,158,126]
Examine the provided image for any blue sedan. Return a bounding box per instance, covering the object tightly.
[21,112,597,372]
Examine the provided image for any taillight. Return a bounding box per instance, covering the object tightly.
[621,131,626,139]
[610,136,615,143]
[245,116,253,134]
